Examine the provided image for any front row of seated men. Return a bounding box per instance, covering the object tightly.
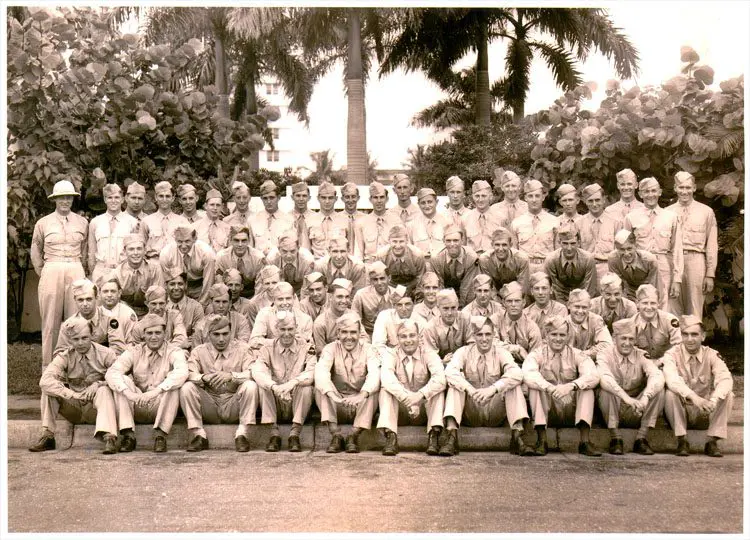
[31,281,733,458]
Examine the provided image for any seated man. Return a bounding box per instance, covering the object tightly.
[590,273,637,334]
[378,320,446,456]
[265,232,316,297]
[115,234,165,318]
[625,284,681,366]
[543,223,598,302]
[428,225,480,308]
[478,228,530,296]
[496,281,542,363]
[522,316,602,456]
[662,315,734,457]
[55,279,126,356]
[312,236,367,292]
[299,272,329,322]
[350,261,396,337]
[412,272,442,322]
[30,319,119,454]
[252,312,316,452]
[314,313,380,453]
[106,314,188,453]
[312,278,369,354]
[523,272,568,338]
[250,282,313,349]
[441,316,533,457]
[247,265,282,327]
[461,274,505,324]
[597,319,665,455]
[376,224,426,299]
[566,289,612,361]
[97,273,138,343]
[164,267,204,347]
[179,315,258,453]
[207,268,253,330]
[215,225,267,298]
[608,229,660,303]
[193,283,252,347]
[372,285,428,349]
[128,286,188,349]
[159,224,216,307]
[422,289,476,365]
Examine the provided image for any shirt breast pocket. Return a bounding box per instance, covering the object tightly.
[363,229,379,245]
[516,229,533,243]
[562,366,578,382]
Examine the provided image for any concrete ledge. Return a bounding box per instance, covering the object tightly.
[7,419,73,450]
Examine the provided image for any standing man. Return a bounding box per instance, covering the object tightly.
[192,283,251,346]
[308,181,349,259]
[160,224,216,307]
[339,182,366,256]
[441,316,534,456]
[376,224,426,299]
[543,223,598,302]
[566,289,613,361]
[590,273,637,334]
[555,183,582,229]
[662,315,734,457]
[428,225,480,307]
[31,180,89,368]
[177,183,206,224]
[666,171,718,316]
[378,320,446,456]
[461,180,503,256]
[626,284,681,366]
[597,319,665,455]
[223,181,254,229]
[411,187,452,259]
[605,168,645,222]
[215,225,267,298]
[141,181,188,261]
[106,314,188,453]
[440,175,469,228]
[496,281,543,363]
[511,179,558,274]
[88,184,139,284]
[478,228,530,296]
[624,177,683,311]
[254,180,293,255]
[422,289,475,364]
[578,184,621,281]
[354,181,400,262]
[124,181,148,224]
[179,315,258,452]
[114,234,164,318]
[523,316,602,456]
[313,236,367,292]
[523,272,569,338]
[290,181,316,251]
[164,267,204,348]
[350,261,396,337]
[608,229,660,302]
[265,232,316,297]
[195,188,231,253]
[490,170,528,229]
[253,312,317,452]
[386,173,420,225]
[314,313,381,453]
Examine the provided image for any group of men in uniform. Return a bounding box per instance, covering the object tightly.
[28,168,732,458]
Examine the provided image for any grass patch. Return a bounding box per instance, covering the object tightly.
[7,343,42,396]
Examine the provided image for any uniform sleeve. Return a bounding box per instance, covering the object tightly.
[298,314,314,345]
[640,357,665,400]
[294,350,317,387]
[444,347,472,392]
[312,318,327,356]
[39,355,76,399]
[670,217,684,283]
[522,352,553,392]
[350,262,367,292]
[353,223,365,261]
[87,220,97,274]
[169,312,189,349]
[186,348,205,385]
[54,322,72,358]
[573,352,599,390]
[420,351,447,399]
[493,350,524,393]
[526,319,543,354]
[708,351,734,401]
[705,209,718,278]
[380,350,408,402]
[235,315,252,342]
[30,220,45,275]
[583,256,598,298]
[106,317,127,355]
[596,348,628,399]
[422,323,440,354]
[231,346,254,382]
[313,344,337,395]
[158,348,189,391]
[250,310,271,341]
[371,311,389,347]
[667,316,682,347]
[661,348,693,398]
[516,254,530,295]
[361,347,381,395]
[585,317,612,360]
[106,350,136,392]
[250,346,276,389]
[198,252,216,306]
[80,217,89,275]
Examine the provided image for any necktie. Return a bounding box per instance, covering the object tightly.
[403,356,414,385]
[347,214,356,255]
[509,321,518,343]
[401,208,408,223]
[109,215,117,234]
[477,354,487,386]
[296,213,307,243]
[283,263,295,284]
[216,352,225,366]
[551,353,562,379]
[508,203,516,223]
[592,218,601,243]
[237,256,247,278]
[208,222,217,248]
[344,352,354,378]
[563,261,571,277]
[394,258,405,278]
[447,258,458,282]
[478,213,487,237]
[161,214,169,235]
[687,355,698,380]
[183,253,191,274]
[644,323,655,354]
[333,266,344,280]
[322,216,331,238]
[445,326,456,350]
[376,294,387,313]
[376,216,385,246]
[605,309,616,329]
[133,268,143,290]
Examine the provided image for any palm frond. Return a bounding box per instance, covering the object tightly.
[143,7,211,47]
[575,10,640,79]
[528,40,582,89]
[227,7,285,40]
[704,126,744,158]
[411,99,476,129]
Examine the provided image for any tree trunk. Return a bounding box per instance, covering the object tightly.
[346,10,367,185]
[475,15,491,126]
[245,70,260,171]
[214,33,229,117]
[512,101,524,123]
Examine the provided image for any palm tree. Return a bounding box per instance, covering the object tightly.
[307,149,338,184]
[381,8,639,123]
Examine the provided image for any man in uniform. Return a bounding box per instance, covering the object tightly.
[623,177,683,311]
[31,179,89,368]
[490,170,528,229]
[141,181,188,260]
[511,179,559,274]
[666,171,718,316]
[566,289,612,361]
[386,173,420,225]
[115,234,164,318]
[478,227,530,296]
[411,187,452,259]
[124,181,148,224]
[597,319,665,455]
[250,282,313,349]
[179,314,258,452]
[555,183,582,230]
[428,225,480,308]
[578,183,621,281]
[106,314,189,453]
[193,283,251,346]
[350,261,396,337]
[378,319,446,456]
[372,285,428,348]
[88,183,139,284]
[376,224,426,299]
[128,286,189,349]
[164,266,204,347]
[313,236,367,292]
[422,289,475,364]
[223,181,253,229]
[662,315,734,457]
[608,229,660,302]
[97,273,139,342]
[290,181,317,251]
[177,184,206,224]
[314,313,381,453]
[308,181,349,259]
[439,175,469,228]
[543,223,598,302]
[522,316,602,456]
[461,180,503,255]
[413,272,442,322]
[195,188,230,253]
[523,272,569,338]
[626,284,681,366]
[496,281,543,363]
[339,182,366,256]
[299,272,329,322]
[215,225,267,298]
[247,265,282,326]
[461,274,505,324]
[218,268,254,327]
[30,319,119,454]
[354,181,400,262]
[265,232,316,297]
[311,278,369,354]
[160,224,216,306]
[605,168,645,222]
[252,312,317,452]
[590,273,637,334]
[441,316,533,456]
[253,180,293,255]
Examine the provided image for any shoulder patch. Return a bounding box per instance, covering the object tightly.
[130,313,138,322]
[670,318,679,328]
[109,319,119,329]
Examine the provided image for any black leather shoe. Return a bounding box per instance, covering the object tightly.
[345,432,361,453]
[633,438,654,455]
[578,441,602,457]
[609,438,624,455]
[382,431,399,456]
[235,435,250,453]
[28,434,56,452]
[438,430,458,456]
[186,435,208,452]
[326,434,345,453]
[426,428,441,456]
[534,439,548,456]
[153,435,168,453]
[511,432,536,456]
[675,437,690,457]
[288,435,302,452]
[102,435,118,455]
[265,435,282,452]
[119,433,137,453]
[704,440,723,458]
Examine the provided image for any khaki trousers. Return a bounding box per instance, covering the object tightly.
[528,388,595,427]
[314,389,378,429]
[654,253,673,311]
[670,251,706,317]
[664,389,733,439]
[40,386,117,438]
[376,389,445,433]
[597,388,665,430]
[259,385,313,425]
[112,376,181,433]
[39,262,86,369]
[444,385,528,427]
[179,380,259,438]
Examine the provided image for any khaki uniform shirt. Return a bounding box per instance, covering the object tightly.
[624,206,684,282]
[376,244,427,298]
[167,296,205,346]
[195,217,231,253]
[107,342,188,392]
[438,204,469,229]
[252,337,316,388]
[523,344,599,391]
[107,302,139,342]
[462,207,504,254]
[523,301,569,337]
[128,310,189,350]
[251,306,313,347]
[568,312,613,359]
[446,342,523,392]
[543,248,598,301]
[590,296,637,333]
[605,199,645,222]
[40,342,117,399]
[31,211,89,274]
[159,240,217,306]
[354,212,402,262]
[597,344,664,400]
[428,246,480,307]
[422,312,476,359]
[253,209,294,255]
[413,302,441,323]
[181,209,207,224]
[666,200,719,278]
[186,341,252,395]
[381,346,446,401]
[115,259,164,317]
[192,311,251,347]
[607,249,660,302]
[215,246,266,298]
[386,202,421,225]
[478,249,531,295]
[312,255,367,293]
[491,199,529,229]
[55,307,126,357]
[265,247,316,296]
[351,285,397,336]
[314,341,381,396]
[626,311,682,360]
[410,211,453,258]
[311,308,369,355]
[578,211,621,262]
[141,211,189,260]
[662,344,733,400]
[497,313,543,355]
[371,308,428,348]
[305,211,350,259]
[88,211,140,270]
[510,211,558,262]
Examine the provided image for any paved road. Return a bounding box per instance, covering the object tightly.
[6,449,743,533]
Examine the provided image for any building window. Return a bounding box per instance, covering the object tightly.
[266,150,280,162]
[271,128,280,140]
[265,83,280,95]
